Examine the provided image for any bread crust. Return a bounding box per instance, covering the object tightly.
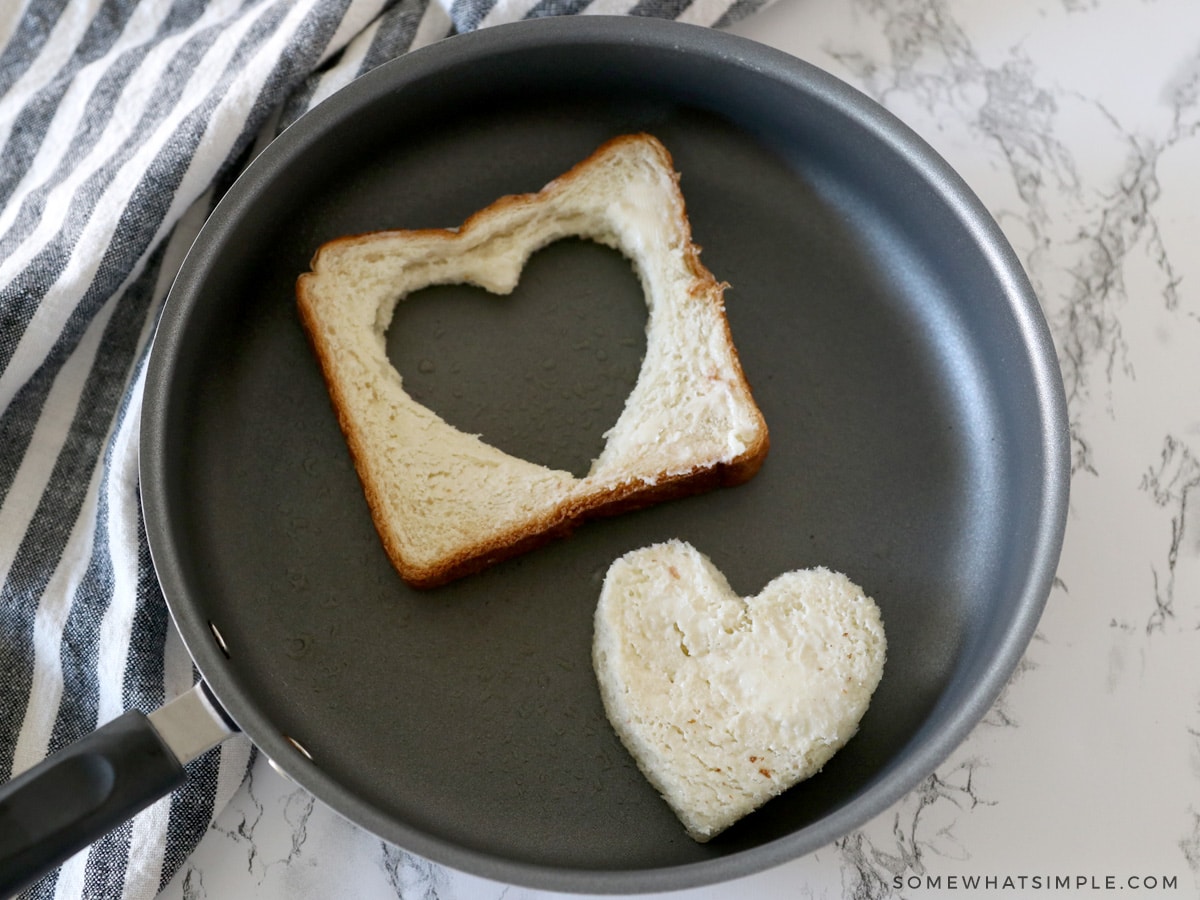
[393,442,769,589]
[296,134,769,589]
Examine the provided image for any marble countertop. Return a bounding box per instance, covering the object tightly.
[159,1,1200,897]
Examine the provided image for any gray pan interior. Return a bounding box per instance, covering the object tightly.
[140,17,1069,894]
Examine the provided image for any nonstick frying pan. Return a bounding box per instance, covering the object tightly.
[0,17,1070,895]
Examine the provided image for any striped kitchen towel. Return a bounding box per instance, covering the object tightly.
[0,0,771,897]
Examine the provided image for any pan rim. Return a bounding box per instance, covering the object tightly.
[139,15,1070,894]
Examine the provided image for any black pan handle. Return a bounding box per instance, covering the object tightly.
[0,684,235,897]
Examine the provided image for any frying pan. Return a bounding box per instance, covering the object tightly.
[0,16,1069,895]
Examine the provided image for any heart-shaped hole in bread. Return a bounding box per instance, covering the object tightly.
[593,540,887,842]
[297,134,770,588]
[386,237,646,478]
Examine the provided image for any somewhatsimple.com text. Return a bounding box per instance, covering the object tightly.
[892,874,1178,892]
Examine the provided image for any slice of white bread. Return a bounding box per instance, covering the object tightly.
[296,134,769,588]
[592,540,886,842]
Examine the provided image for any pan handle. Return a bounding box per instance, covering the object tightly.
[0,683,235,896]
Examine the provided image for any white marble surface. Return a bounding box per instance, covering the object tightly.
[160,1,1200,897]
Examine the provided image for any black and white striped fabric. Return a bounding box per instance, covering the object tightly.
[0,0,770,897]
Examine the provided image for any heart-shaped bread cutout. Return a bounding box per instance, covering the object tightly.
[385,237,647,478]
[297,135,769,587]
[593,540,886,842]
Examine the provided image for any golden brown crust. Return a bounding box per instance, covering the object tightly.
[302,134,681,275]
[384,432,770,590]
[296,133,769,590]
